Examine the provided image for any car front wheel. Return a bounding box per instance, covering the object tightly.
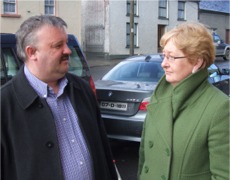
[223,49,230,61]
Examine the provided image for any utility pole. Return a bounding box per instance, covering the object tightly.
[130,0,134,56]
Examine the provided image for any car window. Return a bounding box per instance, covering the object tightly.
[2,48,19,77]
[213,34,224,44]
[103,61,164,82]
[68,46,84,76]
[213,34,220,43]
[0,53,4,72]
[137,62,164,81]
[0,58,6,78]
[68,46,89,77]
[0,58,8,85]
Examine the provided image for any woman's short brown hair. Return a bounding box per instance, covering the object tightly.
[160,22,215,68]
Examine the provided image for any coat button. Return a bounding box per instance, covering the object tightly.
[148,141,154,148]
[46,141,54,148]
[38,103,43,108]
[165,148,170,156]
[144,166,149,173]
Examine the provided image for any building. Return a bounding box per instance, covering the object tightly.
[82,0,200,59]
[199,0,230,44]
[0,0,82,43]
[1,0,229,59]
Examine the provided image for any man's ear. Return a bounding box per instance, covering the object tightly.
[192,58,204,73]
[25,46,37,60]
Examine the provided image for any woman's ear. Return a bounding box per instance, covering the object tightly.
[192,58,204,73]
[25,46,37,61]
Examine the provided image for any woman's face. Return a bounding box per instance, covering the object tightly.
[161,40,195,87]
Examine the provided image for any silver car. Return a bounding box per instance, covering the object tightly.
[95,54,165,142]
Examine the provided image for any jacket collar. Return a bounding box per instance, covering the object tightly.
[153,69,209,119]
[12,66,39,110]
[12,66,81,110]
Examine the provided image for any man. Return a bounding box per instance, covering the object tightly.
[1,15,118,180]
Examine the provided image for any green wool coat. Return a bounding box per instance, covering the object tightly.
[138,69,229,180]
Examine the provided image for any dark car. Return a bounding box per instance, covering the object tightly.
[0,33,96,94]
[213,32,230,61]
[95,54,230,142]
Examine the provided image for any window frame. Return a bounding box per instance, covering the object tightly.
[158,0,168,19]
[44,0,55,15]
[126,22,138,48]
[178,1,186,20]
[3,0,16,14]
[127,0,139,16]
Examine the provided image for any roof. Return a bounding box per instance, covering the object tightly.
[199,0,230,14]
[0,33,16,45]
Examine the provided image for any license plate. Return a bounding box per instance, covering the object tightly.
[100,101,128,111]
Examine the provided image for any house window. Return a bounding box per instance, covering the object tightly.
[158,25,166,52]
[45,0,55,15]
[178,1,185,20]
[126,23,138,47]
[127,0,138,16]
[159,0,168,19]
[3,0,16,14]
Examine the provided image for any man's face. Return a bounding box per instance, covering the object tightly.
[26,25,71,83]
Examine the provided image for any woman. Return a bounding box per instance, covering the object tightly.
[138,22,229,180]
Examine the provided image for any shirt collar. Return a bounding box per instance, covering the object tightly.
[24,65,68,98]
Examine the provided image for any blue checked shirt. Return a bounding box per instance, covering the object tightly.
[24,66,93,180]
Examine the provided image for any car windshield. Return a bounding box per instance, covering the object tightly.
[213,34,221,43]
[102,61,164,82]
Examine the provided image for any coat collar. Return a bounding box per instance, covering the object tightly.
[153,69,209,119]
[12,66,39,110]
[12,66,82,110]
[146,69,209,148]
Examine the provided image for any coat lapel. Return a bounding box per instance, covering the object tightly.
[147,95,173,149]
[12,66,39,110]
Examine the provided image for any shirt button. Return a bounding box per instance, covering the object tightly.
[46,141,54,148]
[71,139,75,143]
[63,118,67,121]
[161,175,166,180]
[79,161,83,165]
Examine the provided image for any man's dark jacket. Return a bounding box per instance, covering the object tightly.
[1,67,118,180]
